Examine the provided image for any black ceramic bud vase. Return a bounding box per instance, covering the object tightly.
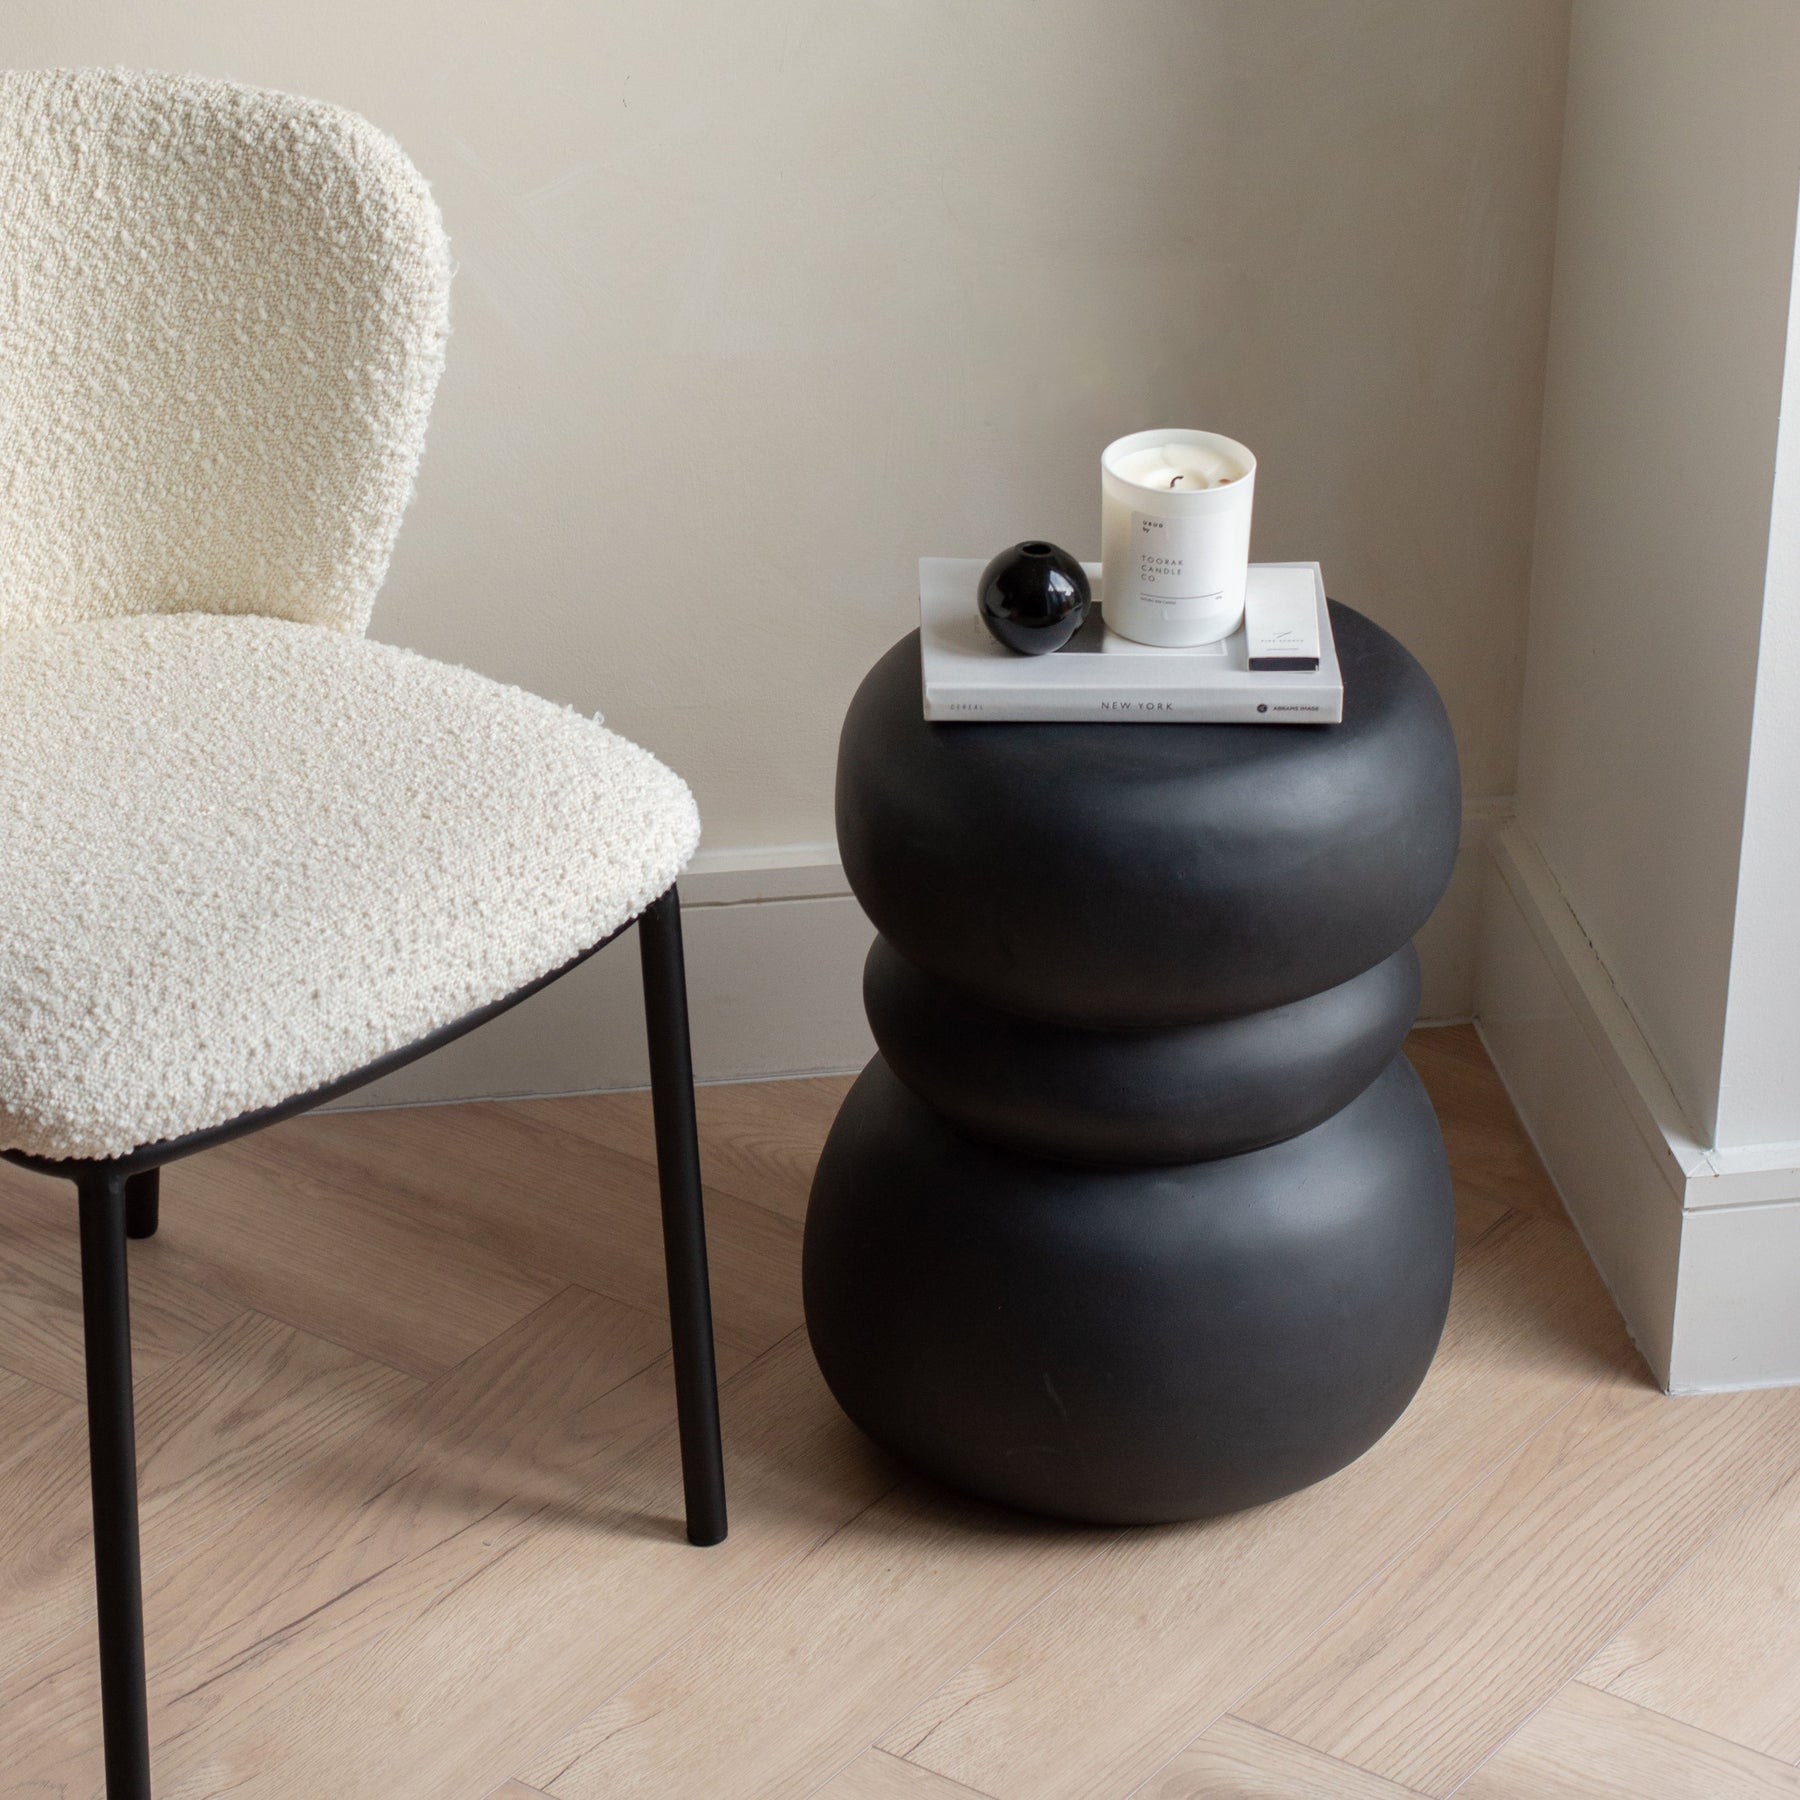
[977,540,1091,655]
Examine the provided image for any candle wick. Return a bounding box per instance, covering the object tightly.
[1167,475,1181,489]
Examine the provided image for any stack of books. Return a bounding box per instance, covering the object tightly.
[919,558,1343,724]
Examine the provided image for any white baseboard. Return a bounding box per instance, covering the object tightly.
[1476,823,1800,1392]
[332,799,1499,1112]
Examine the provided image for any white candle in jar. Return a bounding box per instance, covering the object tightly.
[1101,429,1256,646]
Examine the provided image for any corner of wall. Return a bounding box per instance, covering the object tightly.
[1476,821,1800,1393]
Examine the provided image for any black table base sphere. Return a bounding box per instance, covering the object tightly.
[809,602,1463,1524]
[865,935,1422,1167]
[805,1055,1453,1524]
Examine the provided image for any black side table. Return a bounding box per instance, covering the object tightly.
[805,602,1463,1524]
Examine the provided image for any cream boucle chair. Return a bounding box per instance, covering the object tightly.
[0,68,727,1796]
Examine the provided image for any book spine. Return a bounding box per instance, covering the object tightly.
[925,692,1343,724]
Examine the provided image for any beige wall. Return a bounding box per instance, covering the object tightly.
[8,0,1566,860]
[1514,0,1800,1143]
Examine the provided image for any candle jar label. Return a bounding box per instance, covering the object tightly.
[1129,510,1227,616]
[1104,502,1251,646]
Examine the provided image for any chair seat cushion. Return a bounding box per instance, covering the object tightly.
[0,615,700,1161]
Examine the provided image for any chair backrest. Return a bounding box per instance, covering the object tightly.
[0,68,450,638]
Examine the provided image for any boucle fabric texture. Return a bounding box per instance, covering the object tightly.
[0,68,450,636]
[0,614,700,1161]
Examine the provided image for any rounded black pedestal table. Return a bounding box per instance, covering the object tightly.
[806,602,1463,1524]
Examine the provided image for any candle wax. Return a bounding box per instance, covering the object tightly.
[1113,441,1244,491]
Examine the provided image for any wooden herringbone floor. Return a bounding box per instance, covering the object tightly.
[3,1027,1800,1797]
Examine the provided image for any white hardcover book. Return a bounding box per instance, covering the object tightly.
[920,559,1343,723]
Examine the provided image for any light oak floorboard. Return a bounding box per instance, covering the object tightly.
[528,1482,1107,1799]
[1450,1187,1511,1251]
[0,1284,749,1794]
[130,1335,895,1798]
[811,1749,999,1800]
[1235,1373,1800,1794]
[0,1167,241,1396]
[1406,1025,1564,1220]
[688,1072,856,1224]
[248,1098,804,1354]
[1581,1456,1800,1760]
[1457,1680,1800,1799]
[0,1365,77,1483]
[1140,1717,1420,1799]
[0,1311,415,1684]
[486,1785,558,1800]
[506,1072,855,1226]
[4,1038,1794,1799]
[160,1137,567,1379]
[882,1209,1626,1800]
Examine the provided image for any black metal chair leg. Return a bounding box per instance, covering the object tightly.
[638,885,728,1547]
[124,1170,159,1241]
[77,1168,152,1799]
